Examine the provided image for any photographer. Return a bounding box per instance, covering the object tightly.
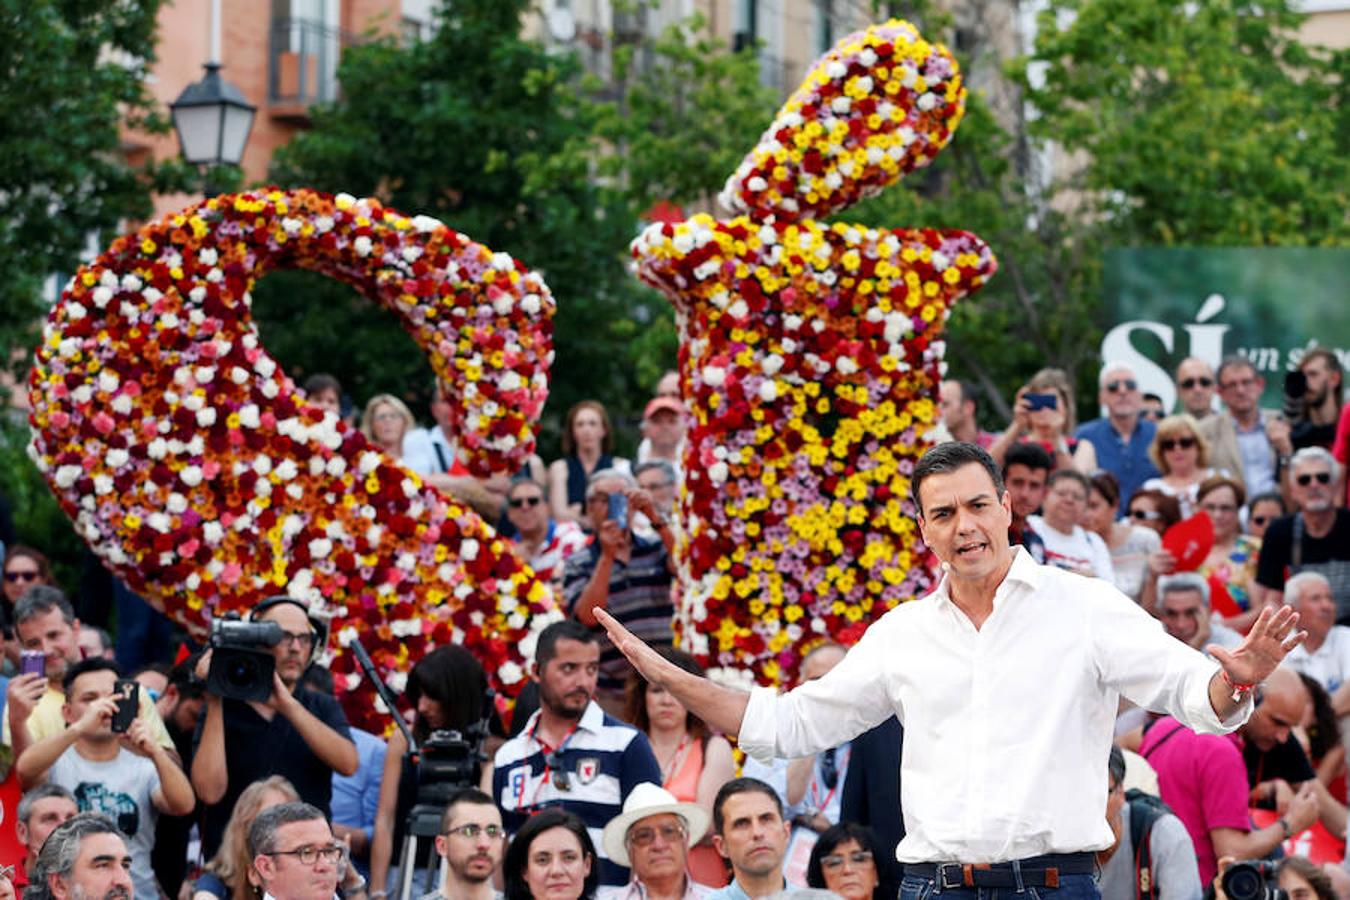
[368,645,491,900]
[191,596,358,860]
[1287,350,1343,453]
[14,658,194,900]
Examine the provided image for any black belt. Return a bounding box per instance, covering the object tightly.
[905,852,1096,889]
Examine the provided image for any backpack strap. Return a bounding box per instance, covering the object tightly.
[1140,722,1187,761]
[1128,794,1165,900]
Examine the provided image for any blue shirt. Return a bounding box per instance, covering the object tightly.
[491,700,661,889]
[1075,417,1160,503]
[331,727,387,871]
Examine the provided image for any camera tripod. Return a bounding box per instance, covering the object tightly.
[394,803,446,900]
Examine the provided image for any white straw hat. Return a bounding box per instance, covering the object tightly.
[601,782,710,867]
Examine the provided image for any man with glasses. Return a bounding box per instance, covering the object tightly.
[192,597,358,859]
[250,802,351,900]
[1174,358,1218,421]
[1254,447,1350,617]
[427,789,504,900]
[1199,355,1291,499]
[602,783,713,900]
[485,621,661,891]
[1074,362,1161,503]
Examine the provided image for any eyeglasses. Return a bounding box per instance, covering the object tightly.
[445,823,505,839]
[1296,472,1332,487]
[1129,509,1162,521]
[3,571,39,584]
[546,752,571,791]
[1105,379,1138,393]
[1159,437,1197,452]
[821,851,874,870]
[279,631,316,649]
[509,496,544,509]
[1179,377,1214,390]
[1250,515,1271,527]
[627,823,686,847]
[266,845,344,866]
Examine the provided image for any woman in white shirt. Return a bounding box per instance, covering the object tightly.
[1140,414,1222,518]
[1029,469,1116,582]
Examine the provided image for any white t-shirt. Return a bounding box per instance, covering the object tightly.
[1029,516,1116,582]
[1283,626,1350,693]
[49,746,161,900]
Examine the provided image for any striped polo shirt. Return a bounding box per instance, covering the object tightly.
[491,701,662,888]
[563,534,674,690]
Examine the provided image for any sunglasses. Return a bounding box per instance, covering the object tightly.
[821,851,874,870]
[1295,472,1332,487]
[1250,515,1271,527]
[1106,379,1138,393]
[3,571,40,584]
[627,823,686,847]
[1129,509,1162,521]
[1179,377,1214,389]
[509,496,543,509]
[546,752,571,791]
[1159,437,1197,452]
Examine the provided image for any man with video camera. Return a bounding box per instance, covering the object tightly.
[191,596,359,859]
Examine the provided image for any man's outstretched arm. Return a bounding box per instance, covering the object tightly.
[595,608,750,736]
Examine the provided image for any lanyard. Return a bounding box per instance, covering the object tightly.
[807,746,849,813]
[659,733,691,788]
[520,718,579,810]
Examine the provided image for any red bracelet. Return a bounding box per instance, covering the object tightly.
[1221,670,1257,702]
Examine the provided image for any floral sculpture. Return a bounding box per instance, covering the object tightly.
[28,188,561,729]
[632,20,998,686]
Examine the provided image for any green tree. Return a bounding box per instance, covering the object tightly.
[0,0,177,366]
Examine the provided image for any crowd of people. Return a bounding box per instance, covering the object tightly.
[0,350,1346,900]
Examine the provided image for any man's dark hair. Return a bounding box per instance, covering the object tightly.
[1301,348,1344,405]
[712,777,784,835]
[166,652,207,701]
[439,787,497,832]
[62,657,121,697]
[911,442,1005,517]
[17,783,75,827]
[248,801,326,858]
[534,620,598,670]
[302,373,341,397]
[27,813,127,900]
[14,585,75,628]
[1002,442,1053,478]
[956,380,979,410]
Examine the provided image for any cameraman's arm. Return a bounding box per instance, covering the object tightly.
[274,680,358,776]
[191,694,228,805]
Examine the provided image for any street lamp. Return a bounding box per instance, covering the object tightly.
[170,63,256,170]
[169,0,255,194]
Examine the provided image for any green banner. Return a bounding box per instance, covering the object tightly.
[1102,248,1350,411]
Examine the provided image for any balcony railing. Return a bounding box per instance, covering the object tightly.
[268,17,353,116]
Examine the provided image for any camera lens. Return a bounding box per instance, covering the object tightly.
[1222,864,1266,900]
[226,656,260,687]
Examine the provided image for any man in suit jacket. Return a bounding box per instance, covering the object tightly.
[1200,356,1292,499]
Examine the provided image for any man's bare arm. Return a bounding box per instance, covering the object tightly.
[595,608,750,737]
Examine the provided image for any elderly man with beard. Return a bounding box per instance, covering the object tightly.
[192,596,358,861]
[25,812,133,900]
[1255,448,1350,615]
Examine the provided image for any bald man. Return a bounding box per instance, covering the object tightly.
[1175,358,1217,420]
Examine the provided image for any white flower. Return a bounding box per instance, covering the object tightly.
[199,248,218,265]
[167,493,188,514]
[825,60,847,80]
[708,461,729,484]
[353,236,373,259]
[837,357,859,375]
[94,475,114,495]
[758,380,778,402]
[747,176,768,192]
[91,287,113,308]
[461,539,479,561]
[498,661,524,684]
[180,465,203,487]
[239,404,261,428]
[412,214,442,233]
[917,93,938,111]
[308,538,333,559]
[727,299,749,319]
[701,365,726,387]
[195,407,217,427]
[762,354,784,376]
[521,293,541,315]
[106,449,130,469]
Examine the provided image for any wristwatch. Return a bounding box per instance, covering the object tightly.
[1277,817,1292,839]
[343,876,368,897]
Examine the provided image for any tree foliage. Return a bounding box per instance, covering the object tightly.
[0,0,179,368]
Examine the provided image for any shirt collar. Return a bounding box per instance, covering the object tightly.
[578,700,605,733]
[929,545,1040,612]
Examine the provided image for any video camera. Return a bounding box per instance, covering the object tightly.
[1221,861,1287,900]
[413,725,489,807]
[207,615,284,702]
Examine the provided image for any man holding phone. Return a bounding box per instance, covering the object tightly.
[13,658,194,900]
[567,468,676,712]
[5,586,177,763]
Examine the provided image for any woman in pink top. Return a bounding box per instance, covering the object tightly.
[625,648,736,887]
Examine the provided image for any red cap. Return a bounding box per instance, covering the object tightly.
[644,397,684,419]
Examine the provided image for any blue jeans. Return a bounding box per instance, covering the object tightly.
[900,872,1100,900]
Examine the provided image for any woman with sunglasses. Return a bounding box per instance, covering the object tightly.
[2,546,55,672]
[1196,475,1265,633]
[1246,492,1287,541]
[369,645,492,900]
[1140,415,1222,518]
[806,823,884,900]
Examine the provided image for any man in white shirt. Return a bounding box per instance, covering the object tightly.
[597,442,1305,898]
[1281,573,1350,705]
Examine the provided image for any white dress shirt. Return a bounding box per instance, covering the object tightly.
[738,548,1250,865]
